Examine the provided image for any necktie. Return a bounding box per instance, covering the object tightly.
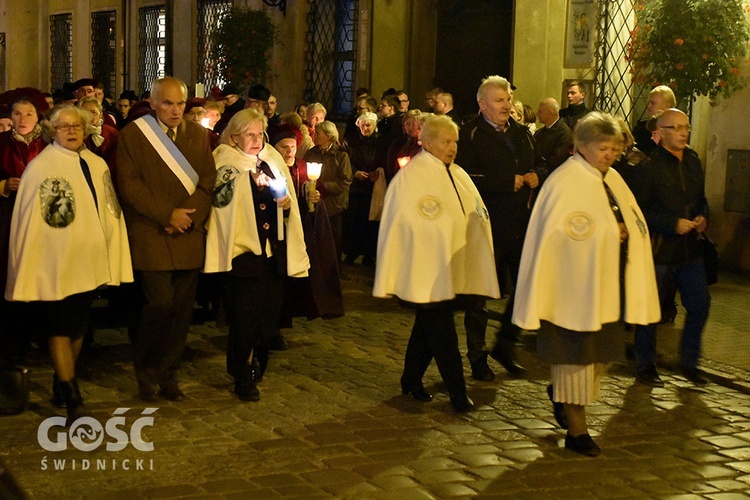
[80,157,98,210]
[167,128,175,141]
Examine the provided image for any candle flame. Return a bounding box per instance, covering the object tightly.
[397,156,411,168]
[306,162,323,181]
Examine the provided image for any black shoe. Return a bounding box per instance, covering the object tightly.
[471,359,496,382]
[565,432,601,457]
[489,348,526,378]
[159,383,186,402]
[400,378,433,402]
[681,367,708,386]
[268,334,289,351]
[635,369,664,387]
[51,375,66,408]
[547,385,569,430]
[449,392,474,412]
[235,364,260,401]
[59,378,90,427]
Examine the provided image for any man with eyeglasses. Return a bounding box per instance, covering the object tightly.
[395,91,410,114]
[630,108,711,387]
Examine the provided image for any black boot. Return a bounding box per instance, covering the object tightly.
[59,378,89,426]
[51,375,66,408]
[234,364,260,402]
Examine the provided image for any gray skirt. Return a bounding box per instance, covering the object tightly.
[536,320,626,365]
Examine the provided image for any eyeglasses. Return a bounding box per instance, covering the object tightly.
[55,123,84,131]
[660,124,691,132]
[398,99,409,104]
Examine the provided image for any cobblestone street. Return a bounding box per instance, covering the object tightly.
[1,269,749,499]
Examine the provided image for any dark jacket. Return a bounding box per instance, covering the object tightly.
[213,98,245,136]
[456,114,547,241]
[632,119,657,155]
[534,118,573,171]
[303,143,353,217]
[630,145,708,265]
[345,132,380,195]
[559,102,591,130]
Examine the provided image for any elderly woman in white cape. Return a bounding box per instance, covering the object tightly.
[512,112,660,457]
[6,104,133,425]
[204,109,309,402]
[373,114,500,412]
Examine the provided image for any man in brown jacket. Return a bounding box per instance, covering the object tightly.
[117,77,216,402]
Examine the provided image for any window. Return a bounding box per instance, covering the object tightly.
[91,10,117,96]
[197,0,232,92]
[138,5,166,95]
[595,0,649,124]
[50,13,73,93]
[304,0,358,120]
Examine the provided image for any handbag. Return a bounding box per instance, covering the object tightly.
[0,366,30,416]
[368,168,387,221]
[701,236,719,286]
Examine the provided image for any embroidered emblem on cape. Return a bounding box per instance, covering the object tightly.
[565,211,594,240]
[417,196,443,220]
[40,177,76,228]
[102,170,122,218]
[475,198,489,220]
[212,165,241,208]
[631,206,647,237]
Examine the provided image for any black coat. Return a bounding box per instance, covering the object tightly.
[559,102,591,130]
[629,145,708,265]
[456,115,547,242]
[534,118,573,171]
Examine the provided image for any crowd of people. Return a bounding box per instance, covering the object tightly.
[0,74,712,458]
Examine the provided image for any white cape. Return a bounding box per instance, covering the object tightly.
[373,150,500,303]
[512,154,660,331]
[204,143,309,277]
[6,143,133,301]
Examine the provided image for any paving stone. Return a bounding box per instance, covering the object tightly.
[370,474,421,490]
[200,478,258,494]
[428,482,479,497]
[3,271,750,498]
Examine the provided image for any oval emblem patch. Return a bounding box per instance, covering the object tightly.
[40,177,76,228]
[565,211,594,240]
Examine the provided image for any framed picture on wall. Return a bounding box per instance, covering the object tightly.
[564,0,597,68]
[562,79,595,109]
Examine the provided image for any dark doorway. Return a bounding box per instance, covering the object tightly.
[434,0,514,120]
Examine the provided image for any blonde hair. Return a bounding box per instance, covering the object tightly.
[315,120,339,142]
[220,108,267,145]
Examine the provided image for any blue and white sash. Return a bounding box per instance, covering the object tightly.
[134,115,199,194]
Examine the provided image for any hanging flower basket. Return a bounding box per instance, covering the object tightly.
[627,0,750,103]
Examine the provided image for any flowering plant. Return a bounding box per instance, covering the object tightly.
[628,0,750,102]
[210,8,277,92]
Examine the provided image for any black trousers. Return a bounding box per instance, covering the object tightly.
[132,269,199,386]
[464,237,523,365]
[402,305,466,395]
[223,259,283,379]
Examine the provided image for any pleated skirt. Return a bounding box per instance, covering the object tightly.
[538,321,626,406]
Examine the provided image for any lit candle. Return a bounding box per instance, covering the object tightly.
[268,177,287,241]
[200,117,210,129]
[306,162,322,212]
[397,156,411,169]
